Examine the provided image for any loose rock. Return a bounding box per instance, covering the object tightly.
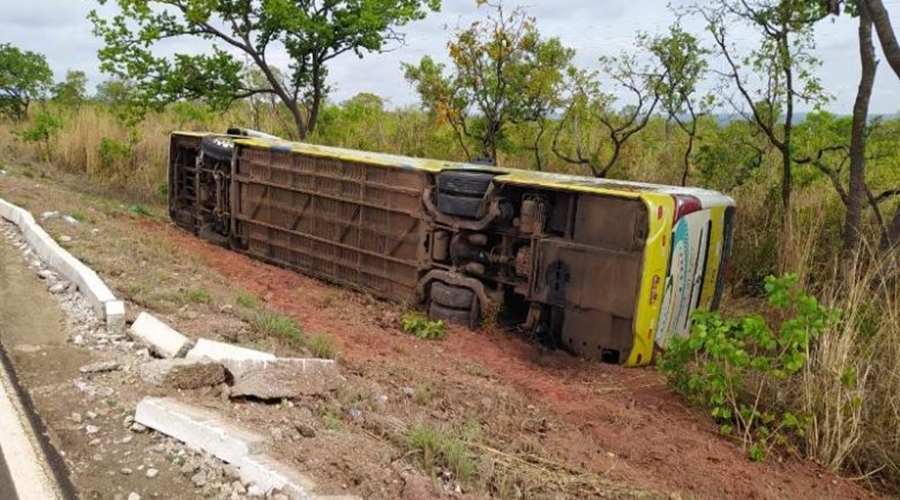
[295,423,316,438]
[227,358,341,399]
[139,359,227,389]
[79,360,121,374]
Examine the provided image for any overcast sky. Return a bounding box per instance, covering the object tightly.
[2,0,899,114]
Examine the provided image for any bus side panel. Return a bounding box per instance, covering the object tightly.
[230,145,429,303]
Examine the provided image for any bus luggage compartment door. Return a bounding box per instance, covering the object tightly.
[535,239,642,362]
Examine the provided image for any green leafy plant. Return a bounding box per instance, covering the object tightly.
[98,137,132,175]
[18,111,62,160]
[400,312,447,340]
[658,274,839,461]
[128,204,151,217]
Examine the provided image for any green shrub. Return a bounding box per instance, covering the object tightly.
[18,111,62,160]
[98,137,131,175]
[183,286,212,304]
[400,312,447,340]
[658,274,839,461]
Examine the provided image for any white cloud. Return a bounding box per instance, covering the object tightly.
[1,0,898,113]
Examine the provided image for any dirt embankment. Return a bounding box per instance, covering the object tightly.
[0,169,878,500]
[157,219,875,500]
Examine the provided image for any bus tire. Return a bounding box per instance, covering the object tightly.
[437,171,495,196]
[435,193,483,218]
[430,281,475,309]
[201,136,235,162]
[429,301,474,326]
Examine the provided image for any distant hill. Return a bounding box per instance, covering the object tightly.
[713,112,900,125]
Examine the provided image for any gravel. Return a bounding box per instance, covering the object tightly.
[1,219,297,500]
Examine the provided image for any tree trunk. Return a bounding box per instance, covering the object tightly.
[288,103,307,141]
[867,0,900,80]
[680,121,696,187]
[882,208,900,251]
[843,2,876,258]
[307,60,323,136]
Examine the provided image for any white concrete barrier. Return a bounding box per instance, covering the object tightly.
[135,397,358,500]
[185,338,276,363]
[238,454,316,500]
[130,312,191,358]
[134,398,266,465]
[0,198,125,333]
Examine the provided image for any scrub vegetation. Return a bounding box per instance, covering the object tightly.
[1,0,900,494]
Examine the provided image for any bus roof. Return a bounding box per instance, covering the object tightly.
[175,131,735,207]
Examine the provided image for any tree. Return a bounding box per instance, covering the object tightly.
[94,77,135,107]
[691,0,830,233]
[53,70,89,108]
[804,0,899,256]
[861,0,900,250]
[642,24,712,186]
[0,43,53,120]
[842,0,876,257]
[866,0,900,80]
[552,51,662,178]
[403,1,574,164]
[89,0,440,139]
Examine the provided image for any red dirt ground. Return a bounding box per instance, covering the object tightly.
[143,218,875,500]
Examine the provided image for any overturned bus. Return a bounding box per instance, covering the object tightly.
[167,130,735,367]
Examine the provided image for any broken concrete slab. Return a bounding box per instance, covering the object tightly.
[134,398,266,465]
[227,359,341,400]
[139,359,227,389]
[238,454,316,500]
[129,312,190,358]
[185,338,275,363]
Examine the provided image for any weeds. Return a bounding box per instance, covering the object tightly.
[182,286,212,304]
[235,291,258,309]
[128,203,151,217]
[306,334,338,359]
[413,384,434,405]
[252,310,303,345]
[401,423,478,484]
[400,312,447,340]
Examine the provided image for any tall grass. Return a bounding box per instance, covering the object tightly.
[758,208,900,484]
[801,248,900,482]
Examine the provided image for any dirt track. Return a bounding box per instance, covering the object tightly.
[0,168,881,500]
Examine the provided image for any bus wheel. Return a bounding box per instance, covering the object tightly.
[429,301,473,326]
[201,136,235,162]
[431,281,475,309]
[435,193,483,218]
[437,171,495,196]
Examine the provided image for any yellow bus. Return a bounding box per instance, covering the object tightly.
[168,129,735,367]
